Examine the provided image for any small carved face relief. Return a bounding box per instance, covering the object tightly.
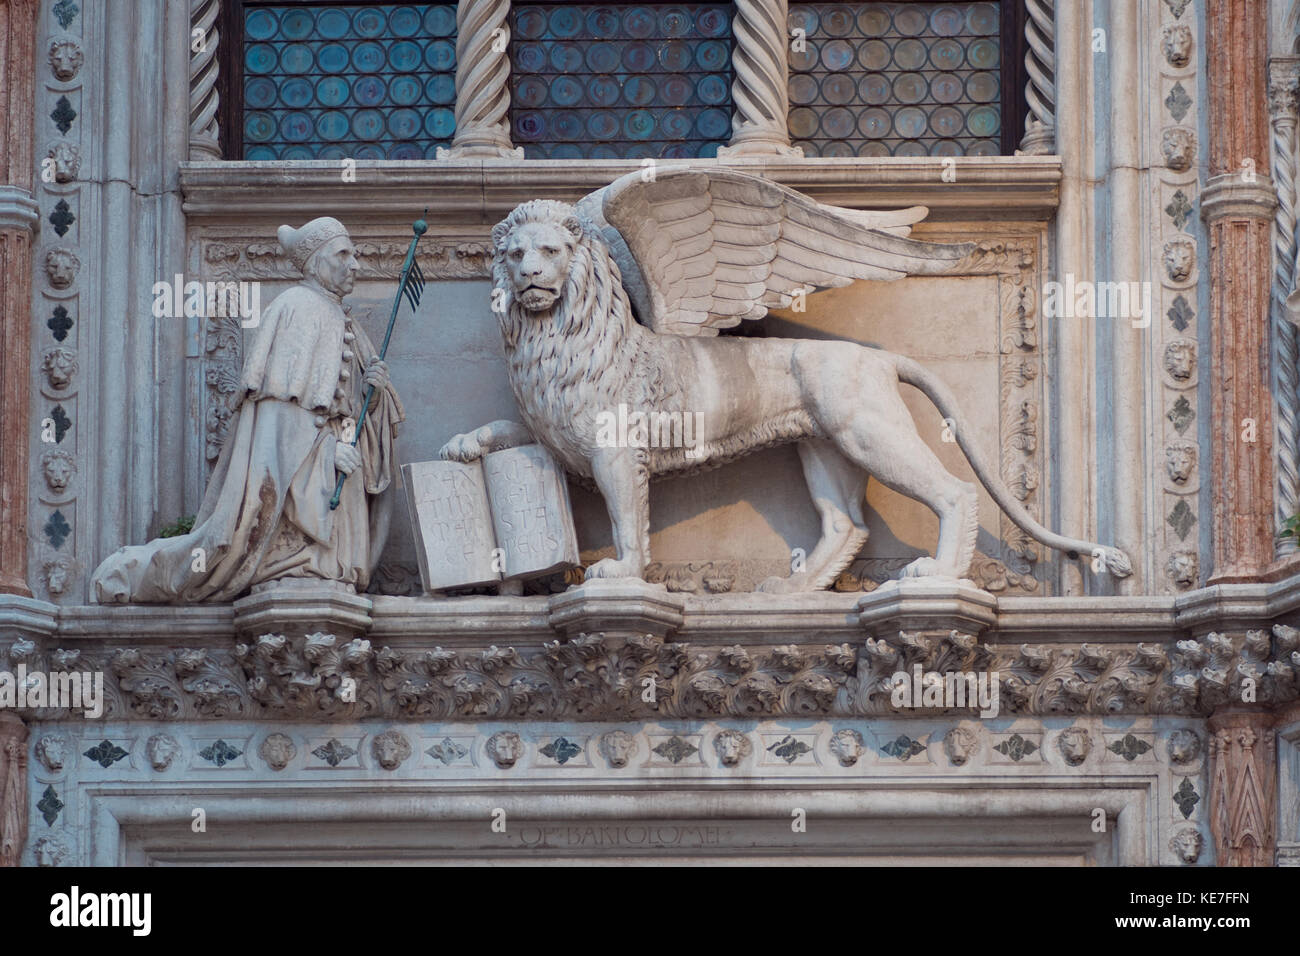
[371,730,411,771]
[1167,728,1202,765]
[48,38,83,81]
[1162,25,1193,68]
[41,450,76,495]
[1165,442,1197,485]
[1164,340,1195,382]
[259,733,296,771]
[146,734,181,772]
[495,218,581,312]
[944,726,979,766]
[828,729,864,767]
[599,729,637,769]
[1057,727,1092,766]
[42,347,78,390]
[35,734,68,772]
[44,558,73,596]
[1161,128,1195,172]
[486,731,523,769]
[45,248,80,289]
[46,142,81,183]
[1163,240,1194,282]
[712,730,752,767]
[1170,827,1203,864]
[1167,551,1198,589]
[34,835,69,867]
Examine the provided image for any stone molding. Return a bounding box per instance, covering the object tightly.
[0,185,38,230]
[178,157,1064,222]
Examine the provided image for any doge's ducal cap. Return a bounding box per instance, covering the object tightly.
[277,217,349,273]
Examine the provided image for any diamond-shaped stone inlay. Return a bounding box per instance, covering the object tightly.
[43,510,71,549]
[1165,190,1194,231]
[540,737,583,765]
[1166,82,1192,122]
[993,734,1038,762]
[1174,777,1200,819]
[426,737,468,766]
[881,735,927,761]
[51,405,71,443]
[199,739,242,767]
[767,735,813,764]
[38,785,64,826]
[51,96,76,135]
[312,738,356,767]
[1167,295,1194,332]
[48,306,73,342]
[50,200,75,237]
[1168,499,1196,540]
[53,0,79,29]
[1168,396,1194,435]
[1164,0,1190,18]
[83,740,128,768]
[1108,733,1153,761]
[652,736,698,764]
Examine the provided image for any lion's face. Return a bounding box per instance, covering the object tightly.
[502,221,578,311]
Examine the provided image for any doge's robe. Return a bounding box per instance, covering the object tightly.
[92,283,404,604]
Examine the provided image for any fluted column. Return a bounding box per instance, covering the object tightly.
[1203,0,1278,584]
[1269,62,1300,556]
[1208,711,1277,867]
[438,0,523,159]
[189,0,221,159]
[1018,0,1056,154]
[719,0,801,158]
[0,713,28,867]
[0,0,37,598]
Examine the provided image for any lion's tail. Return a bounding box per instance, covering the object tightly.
[891,354,1132,579]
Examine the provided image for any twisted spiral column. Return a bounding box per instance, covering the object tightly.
[1270,63,1300,554]
[1019,0,1056,154]
[719,0,802,158]
[438,0,523,159]
[189,0,221,159]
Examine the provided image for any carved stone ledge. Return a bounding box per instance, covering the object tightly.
[0,595,58,641]
[547,579,686,639]
[179,157,1063,223]
[232,581,373,641]
[856,578,998,640]
[1199,174,1278,223]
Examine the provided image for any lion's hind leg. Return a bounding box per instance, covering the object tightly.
[756,440,869,594]
[822,375,979,581]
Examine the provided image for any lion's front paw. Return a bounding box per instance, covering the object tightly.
[756,573,810,594]
[584,557,644,581]
[439,431,485,463]
[899,557,961,579]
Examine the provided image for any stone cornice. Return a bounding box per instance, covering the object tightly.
[179,157,1063,224]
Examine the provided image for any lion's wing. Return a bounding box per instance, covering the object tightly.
[574,167,975,337]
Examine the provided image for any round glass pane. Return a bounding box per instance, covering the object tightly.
[967,105,1000,137]
[244,43,278,75]
[316,76,349,107]
[425,73,456,105]
[279,9,314,40]
[968,38,1000,70]
[353,8,387,38]
[586,75,622,107]
[966,71,998,102]
[894,39,928,71]
[930,38,965,71]
[352,41,385,73]
[858,107,892,138]
[893,72,927,104]
[317,9,349,39]
[695,107,730,139]
[857,9,890,36]
[349,109,384,141]
[280,77,313,108]
[788,73,819,105]
[244,112,275,143]
[697,74,729,105]
[894,106,928,138]
[389,74,422,106]
[857,39,891,71]
[930,105,965,136]
[315,110,349,141]
[425,39,455,72]
[660,40,692,71]
[931,73,964,104]
[425,5,456,37]
[389,6,422,37]
[661,74,693,106]
[514,8,547,40]
[279,111,314,143]
[821,73,857,105]
[425,107,455,139]
[624,109,656,140]
[244,10,278,41]
[353,76,387,107]
[244,77,277,109]
[822,7,854,36]
[622,75,657,106]
[550,43,584,73]
[788,106,819,139]
[859,73,890,105]
[931,5,966,37]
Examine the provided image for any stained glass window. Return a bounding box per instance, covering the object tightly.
[240,3,457,160]
[788,2,1002,157]
[509,4,734,160]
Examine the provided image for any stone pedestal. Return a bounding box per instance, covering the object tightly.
[547,579,686,639]
[0,712,28,867]
[232,579,374,640]
[856,578,998,640]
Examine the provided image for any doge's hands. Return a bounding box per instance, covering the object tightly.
[334,440,362,475]
[439,427,491,463]
[362,357,390,394]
